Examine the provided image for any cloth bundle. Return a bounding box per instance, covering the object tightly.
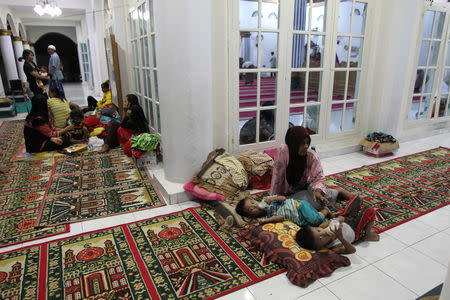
[238,150,274,190]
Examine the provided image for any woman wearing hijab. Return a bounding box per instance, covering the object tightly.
[99,94,149,153]
[270,126,353,210]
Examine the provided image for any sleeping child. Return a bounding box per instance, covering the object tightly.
[235,195,337,227]
[295,196,379,254]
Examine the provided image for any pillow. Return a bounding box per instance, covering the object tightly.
[183,180,226,201]
[241,221,350,287]
[264,148,277,159]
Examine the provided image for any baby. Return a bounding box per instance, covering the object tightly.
[68,109,89,143]
[235,195,336,227]
[295,196,379,254]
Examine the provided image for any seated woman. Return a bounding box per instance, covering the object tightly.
[270,126,354,210]
[99,94,149,153]
[47,87,80,128]
[24,94,73,153]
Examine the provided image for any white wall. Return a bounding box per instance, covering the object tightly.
[26,26,77,43]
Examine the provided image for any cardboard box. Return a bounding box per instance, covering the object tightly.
[359,138,399,158]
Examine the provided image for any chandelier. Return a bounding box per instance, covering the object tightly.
[34,0,62,17]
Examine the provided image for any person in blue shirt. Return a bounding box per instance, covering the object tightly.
[47,45,65,98]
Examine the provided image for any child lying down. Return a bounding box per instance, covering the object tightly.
[236,194,379,254]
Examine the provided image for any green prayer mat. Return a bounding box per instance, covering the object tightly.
[0,207,283,300]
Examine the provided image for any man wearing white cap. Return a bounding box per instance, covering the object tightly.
[47,45,65,97]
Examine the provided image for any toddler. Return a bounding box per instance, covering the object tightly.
[235,195,336,226]
[295,196,379,254]
[68,109,89,143]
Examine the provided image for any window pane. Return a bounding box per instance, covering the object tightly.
[142,2,148,35]
[330,103,343,132]
[240,0,258,29]
[442,69,450,93]
[292,34,307,68]
[336,36,349,67]
[305,105,320,134]
[149,0,155,32]
[156,103,161,133]
[290,72,306,105]
[152,35,157,67]
[446,43,450,66]
[146,69,152,98]
[347,71,359,99]
[423,11,434,39]
[261,75,277,106]
[307,71,321,102]
[309,35,324,68]
[418,41,430,67]
[414,69,426,93]
[333,71,346,100]
[239,72,257,108]
[409,95,420,120]
[433,12,445,39]
[293,0,307,31]
[138,5,144,36]
[429,41,440,66]
[436,94,448,117]
[260,32,278,69]
[337,0,351,34]
[154,71,159,101]
[310,0,326,32]
[350,37,363,67]
[149,101,155,127]
[240,31,258,68]
[261,0,279,30]
[239,111,257,144]
[418,95,431,119]
[259,109,275,142]
[343,102,357,130]
[289,107,304,127]
[424,69,435,93]
[353,2,367,35]
[143,37,149,67]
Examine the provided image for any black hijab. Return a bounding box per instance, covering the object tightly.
[285,126,311,187]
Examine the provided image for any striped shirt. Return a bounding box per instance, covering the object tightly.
[47,97,71,128]
[261,198,325,226]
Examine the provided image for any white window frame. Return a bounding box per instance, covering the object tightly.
[400,1,450,135]
[79,42,92,85]
[228,0,374,153]
[128,0,161,135]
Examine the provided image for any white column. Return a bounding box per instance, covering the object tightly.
[155,0,213,183]
[0,30,19,88]
[12,37,27,83]
[23,41,31,50]
[0,73,5,97]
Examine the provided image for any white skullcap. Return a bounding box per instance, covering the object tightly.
[48,45,56,50]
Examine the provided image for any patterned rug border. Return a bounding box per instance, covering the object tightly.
[1,206,285,300]
[0,220,70,249]
[327,146,448,177]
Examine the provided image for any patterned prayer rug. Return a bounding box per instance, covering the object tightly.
[0,207,283,300]
[0,120,24,161]
[38,153,166,226]
[0,165,69,248]
[326,147,450,232]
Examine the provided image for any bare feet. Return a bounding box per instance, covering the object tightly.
[98,144,110,153]
[364,231,380,242]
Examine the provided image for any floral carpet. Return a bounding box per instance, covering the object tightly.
[0,207,284,300]
[38,151,165,226]
[326,147,449,232]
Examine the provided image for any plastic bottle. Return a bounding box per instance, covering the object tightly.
[324,219,340,236]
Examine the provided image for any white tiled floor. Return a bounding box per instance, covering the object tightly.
[0,84,449,299]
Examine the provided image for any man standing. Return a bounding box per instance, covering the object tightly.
[269,51,277,77]
[47,45,65,97]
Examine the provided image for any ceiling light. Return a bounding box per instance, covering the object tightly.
[34,0,62,17]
